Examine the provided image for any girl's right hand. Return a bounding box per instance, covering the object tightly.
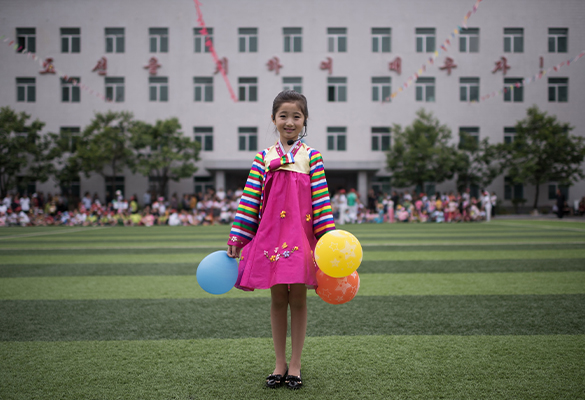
[227,245,242,259]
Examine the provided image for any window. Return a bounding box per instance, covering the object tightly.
[548,28,568,53]
[239,28,258,52]
[16,28,35,53]
[60,28,80,53]
[149,28,169,53]
[194,127,213,151]
[372,77,391,102]
[149,77,168,102]
[548,184,568,200]
[194,176,214,194]
[416,28,435,53]
[105,176,125,202]
[105,77,124,102]
[504,78,523,102]
[371,127,391,151]
[459,127,479,146]
[238,127,257,151]
[60,127,80,152]
[194,77,213,102]
[283,77,302,93]
[327,28,347,52]
[283,27,302,52]
[105,28,124,53]
[16,78,36,102]
[415,77,435,102]
[504,28,523,53]
[61,77,80,102]
[194,27,213,53]
[504,127,516,144]
[327,77,347,102]
[459,28,479,53]
[238,77,257,102]
[460,77,479,102]
[548,78,568,102]
[327,127,347,151]
[504,177,523,200]
[372,28,391,52]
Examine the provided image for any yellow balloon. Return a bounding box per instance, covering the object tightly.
[314,230,363,278]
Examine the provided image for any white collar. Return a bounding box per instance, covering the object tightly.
[278,139,299,155]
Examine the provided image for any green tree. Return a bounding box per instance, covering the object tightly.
[387,109,457,192]
[130,118,200,197]
[455,133,501,193]
[76,111,136,201]
[501,105,585,210]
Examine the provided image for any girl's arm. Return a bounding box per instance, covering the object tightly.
[309,150,336,239]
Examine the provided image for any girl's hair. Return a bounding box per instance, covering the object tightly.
[271,90,309,140]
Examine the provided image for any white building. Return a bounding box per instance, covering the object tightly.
[1,0,584,210]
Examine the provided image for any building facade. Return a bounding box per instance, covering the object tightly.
[1,0,584,209]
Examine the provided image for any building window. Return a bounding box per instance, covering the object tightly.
[238,127,257,151]
[283,77,302,93]
[105,28,124,53]
[16,78,36,102]
[194,27,212,53]
[149,28,169,53]
[372,77,391,102]
[372,28,391,53]
[548,78,568,102]
[548,28,568,53]
[460,77,480,102]
[60,127,80,152]
[105,176,125,202]
[504,78,523,102]
[459,28,479,53]
[283,27,302,52]
[61,28,80,53]
[416,28,435,53]
[548,184,569,200]
[193,176,214,194]
[327,28,347,52]
[372,177,392,195]
[194,127,213,151]
[149,77,168,102]
[194,77,213,102]
[239,28,258,52]
[415,77,435,102]
[327,127,347,151]
[504,177,523,201]
[371,127,391,151]
[105,77,124,102]
[16,28,36,53]
[459,127,479,146]
[327,77,347,102]
[504,28,523,53]
[238,77,258,102]
[61,77,80,102]
[504,127,516,144]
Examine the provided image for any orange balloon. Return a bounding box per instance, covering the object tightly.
[315,269,360,305]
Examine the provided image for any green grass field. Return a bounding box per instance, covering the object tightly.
[1,220,584,399]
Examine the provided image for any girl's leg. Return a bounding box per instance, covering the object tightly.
[270,284,289,375]
[288,284,307,377]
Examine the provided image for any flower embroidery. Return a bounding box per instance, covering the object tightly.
[293,246,299,251]
[274,247,279,253]
[306,214,311,222]
[270,255,276,262]
[282,242,288,249]
[264,243,299,261]
[280,210,286,218]
[283,251,290,258]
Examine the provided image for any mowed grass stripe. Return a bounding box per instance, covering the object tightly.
[1,272,583,300]
[2,295,583,342]
[1,335,583,400]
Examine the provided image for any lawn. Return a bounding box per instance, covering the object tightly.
[1,220,584,399]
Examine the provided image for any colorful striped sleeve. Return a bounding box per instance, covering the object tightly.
[227,151,266,247]
[309,149,336,239]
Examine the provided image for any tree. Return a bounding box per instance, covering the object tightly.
[501,105,585,210]
[455,133,501,194]
[75,111,136,201]
[387,109,457,192]
[0,107,54,197]
[130,118,200,198]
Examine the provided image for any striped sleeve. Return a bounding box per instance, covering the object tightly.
[309,149,336,239]
[227,151,266,247]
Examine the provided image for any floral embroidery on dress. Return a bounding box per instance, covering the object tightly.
[280,210,286,218]
[264,242,299,262]
[282,242,288,249]
[229,236,244,245]
[306,214,311,222]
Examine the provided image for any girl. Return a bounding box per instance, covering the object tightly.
[227,91,335,390]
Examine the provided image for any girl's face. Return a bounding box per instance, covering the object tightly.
[272,102,305,144]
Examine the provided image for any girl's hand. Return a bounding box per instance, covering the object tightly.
[227,245,242,259]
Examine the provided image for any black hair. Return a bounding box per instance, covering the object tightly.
[271,90,308,140]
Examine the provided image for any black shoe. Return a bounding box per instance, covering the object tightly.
[285,371,302,390]
[266,368,287,388]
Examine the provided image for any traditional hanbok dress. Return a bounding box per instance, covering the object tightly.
[227,140,335,291]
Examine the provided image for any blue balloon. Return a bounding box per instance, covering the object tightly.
[196,250,239,295]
